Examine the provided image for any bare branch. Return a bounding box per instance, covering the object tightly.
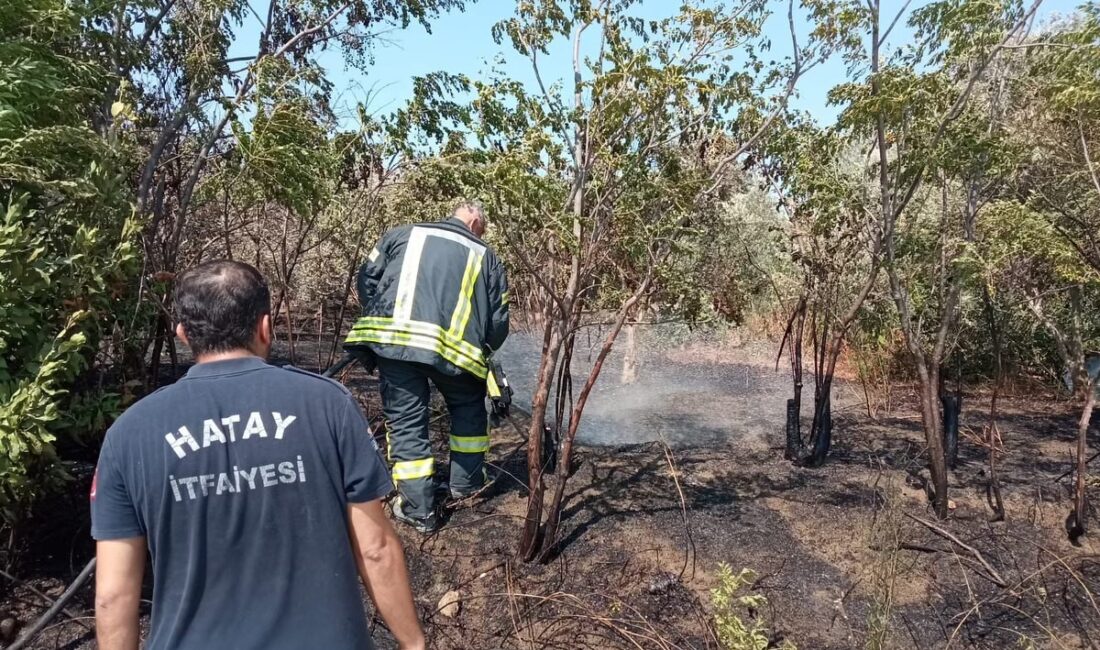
[878,0,914,48]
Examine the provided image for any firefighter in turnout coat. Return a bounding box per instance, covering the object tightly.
[345,202,509,532]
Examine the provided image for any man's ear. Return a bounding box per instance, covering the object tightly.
[175,323,189,347]
[258,314,272,346]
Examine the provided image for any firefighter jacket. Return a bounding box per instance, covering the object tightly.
[345,217,510,379]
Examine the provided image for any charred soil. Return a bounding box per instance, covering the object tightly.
[2,343,1098,649]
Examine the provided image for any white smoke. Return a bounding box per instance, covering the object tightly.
[492,324,793,449]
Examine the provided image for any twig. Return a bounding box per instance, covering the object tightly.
[945,550,1092,648]
[894,542,952,554]
[0,569,93,630]
[657,440,696,582]
[484,460,530,494]
[903,513,1006,587]
[8,558,97,650]
[34,615,95,638]
[1055,449,1100,483]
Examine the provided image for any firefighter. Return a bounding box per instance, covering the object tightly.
[345,201,509,533]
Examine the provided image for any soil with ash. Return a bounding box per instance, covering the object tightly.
[2,343,1099,649]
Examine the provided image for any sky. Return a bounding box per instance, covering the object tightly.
[303,0,1082,128]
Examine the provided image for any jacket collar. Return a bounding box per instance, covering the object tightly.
[443,216,471,231]
[183,356,270,378]
[435,217,485,244]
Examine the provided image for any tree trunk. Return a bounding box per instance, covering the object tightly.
[981,283,1005,520]
[522,22,588,561]
[805,304,846,467]
[147,312,170,389]
[166,322,178,376]
[785,298,807,460]
[518,314,563,561]
[807,393,832,466]
[917,360,950,518]
[537,289,645,562]
[785,398,799,459]
[1068,377,1096,543]
[941,394,961,470]
[620,322,638,384]
[986,418,1006,521]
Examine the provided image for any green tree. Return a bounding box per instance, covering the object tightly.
[985,9,1100,536]
[827,0,1040,517]
[0,0,139,524]
[86,0,467,382]
[393,0,844,560]
[758,118,881,466]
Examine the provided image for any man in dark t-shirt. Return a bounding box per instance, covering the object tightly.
[92,260,425,650]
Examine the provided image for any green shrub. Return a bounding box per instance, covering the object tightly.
[711,564,795,650]
[0,0,139,525]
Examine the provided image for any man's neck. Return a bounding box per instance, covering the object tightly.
[194,349,261,364]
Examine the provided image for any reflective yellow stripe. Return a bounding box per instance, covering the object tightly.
[348,329,478,375]
[348,317,487,377]
[486,370,501,398]
[448,250,477,334]
[392,458,434,481]
[448,249,484,341]
[348,322,485,374]
[368,247,380,263]
[501,291,509,305]
[351,317,483,361]
[449,435,490,454]
[346,326,487,378]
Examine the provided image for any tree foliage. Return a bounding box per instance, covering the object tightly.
[384,0,849,560]
[0,0,138,523]
[5,0,1100,555]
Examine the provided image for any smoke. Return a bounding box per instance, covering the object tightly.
[492,324,792,449]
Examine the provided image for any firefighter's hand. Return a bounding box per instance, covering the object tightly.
[350,348,377,375]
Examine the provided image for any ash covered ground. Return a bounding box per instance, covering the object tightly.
[3,326,1098,649]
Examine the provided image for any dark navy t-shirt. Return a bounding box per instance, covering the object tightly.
[91,357,393,650]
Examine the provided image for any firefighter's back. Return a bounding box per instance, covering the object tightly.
[350,217,508,379]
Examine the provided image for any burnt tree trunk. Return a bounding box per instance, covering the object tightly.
[518,313,563,561]
[807,393,832,467]
[805,301,845,468]
[147,311,173,389]
[784,297,807,460]
[941,394,961,470]
[785,399,800,459]
[1068,377,1096,543]
[537,289,645,562]
[552,331,577,475]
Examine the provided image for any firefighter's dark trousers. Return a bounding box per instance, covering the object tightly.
[376,356,489,519]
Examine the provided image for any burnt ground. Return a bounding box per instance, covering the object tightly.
[2,338,1099,649]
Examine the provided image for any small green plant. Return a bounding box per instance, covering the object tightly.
[711,564,795,650]
[865,483,905,650]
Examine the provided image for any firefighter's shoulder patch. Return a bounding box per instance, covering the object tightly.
[279,364,352,395]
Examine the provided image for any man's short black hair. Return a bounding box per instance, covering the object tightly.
[174,260,270,357]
